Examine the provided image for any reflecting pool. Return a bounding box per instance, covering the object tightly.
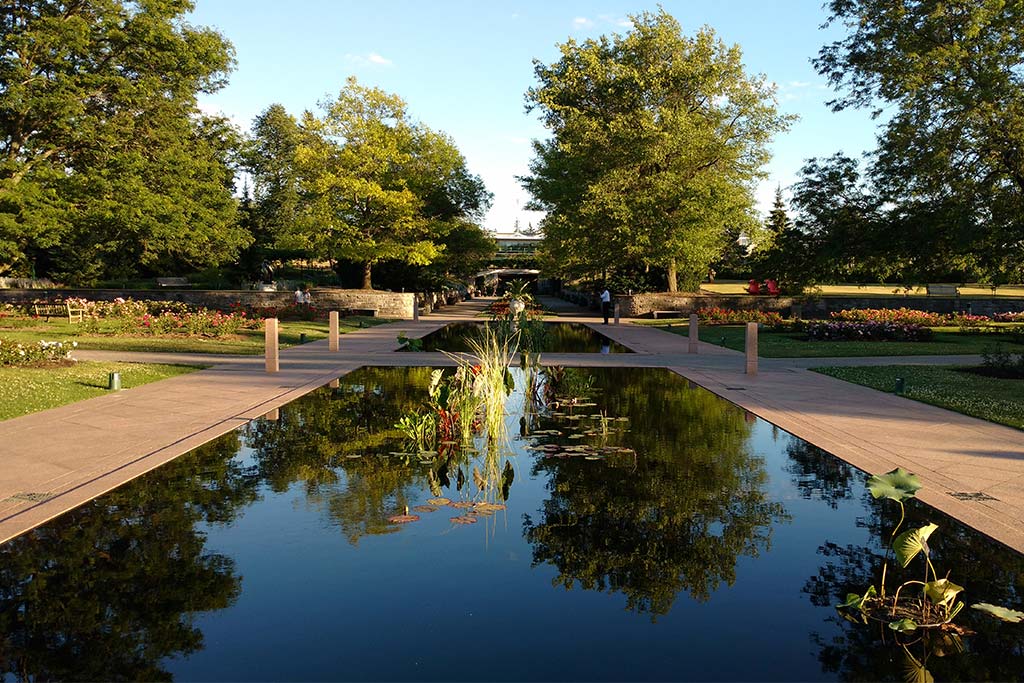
[0,367,1022,681]
[411,322,631,353]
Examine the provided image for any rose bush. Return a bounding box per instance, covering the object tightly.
[804,320,933,342]
[0,338,76,366]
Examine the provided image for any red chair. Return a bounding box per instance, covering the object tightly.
[765,279,780,296]
[747,279,761,295]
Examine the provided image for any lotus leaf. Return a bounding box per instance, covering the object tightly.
[894,523,938,568]
[888,618,918,633]
[867,467,922,502]
[924,578,964,608]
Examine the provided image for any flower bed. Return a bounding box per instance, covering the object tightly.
[0,338,76,366]
[696,307,785,325]
[804,321,933,342]
[139,309,256,337]
[994,312,1024,323]
[831,308,948,326]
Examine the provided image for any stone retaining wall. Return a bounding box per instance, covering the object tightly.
[0,288,417,319]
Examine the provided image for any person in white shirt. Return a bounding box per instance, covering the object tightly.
[600,288,611,324]
[294,286,304,305]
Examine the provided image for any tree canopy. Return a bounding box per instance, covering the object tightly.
[280,78,491,289]
[522,10,792,291]
[814,0,1024,284]
[0,0,249,283]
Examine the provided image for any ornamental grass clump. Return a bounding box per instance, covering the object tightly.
[0,338,76,366]
[804,320,933,342]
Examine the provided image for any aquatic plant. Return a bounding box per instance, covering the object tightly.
[839,468,1023,635]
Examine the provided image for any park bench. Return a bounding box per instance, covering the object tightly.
[156,276,191,288]
[651,310,686,319]
[32,301,85,323]
[926,283,960,297]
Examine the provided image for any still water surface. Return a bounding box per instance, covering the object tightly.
[412,322,631,353]
[0,367,1021,681]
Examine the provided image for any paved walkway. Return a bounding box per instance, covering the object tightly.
[1,296,1022,555]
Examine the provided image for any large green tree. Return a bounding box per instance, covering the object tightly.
[293,77,490,289]
[522,10,792,291]
[0,0,249,283]
[816,0,1024,283]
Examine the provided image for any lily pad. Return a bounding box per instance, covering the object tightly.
[427,497,450,505]
[450,515,478,525]
[971,603,1024,623]
[412,505,438,513]
[449,501,475,509]
[388,514,420,524]
[867,468,922,502]
[475,502,506,512]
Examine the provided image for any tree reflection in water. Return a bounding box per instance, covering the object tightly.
[0,433,258,681]
[792,452,1024,681]
[523,367,788,618]
[244,367,435,545]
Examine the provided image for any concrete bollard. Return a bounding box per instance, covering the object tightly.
[614,302,621,325]
[328,378,340,389]
[329,311,339,352]
[688,314,699,354]
[745,322,758,375]
[265,317,279,373]
[263,408,280,421]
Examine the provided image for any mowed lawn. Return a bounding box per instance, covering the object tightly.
[0,361,200,421]
[0,317,387,355]
[641,322,1024,357]
[813,365,1024,430]
[700,281,1024,298]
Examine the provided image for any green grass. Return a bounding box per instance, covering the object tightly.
[638,321,1024,357]
[813,365,1024,430]
[0,317,389,355]
[0,361,200,421]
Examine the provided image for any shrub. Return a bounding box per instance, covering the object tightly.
[994,312,1024,323]
[0,338,76,366]
[804,321,933,342]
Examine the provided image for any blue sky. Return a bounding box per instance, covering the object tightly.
[188,1,879,234]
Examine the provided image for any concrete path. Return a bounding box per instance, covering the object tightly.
[1,295,1022,556]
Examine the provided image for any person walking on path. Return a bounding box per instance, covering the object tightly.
[601,287,611,324]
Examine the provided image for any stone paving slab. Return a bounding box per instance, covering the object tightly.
[1,296,1022,559]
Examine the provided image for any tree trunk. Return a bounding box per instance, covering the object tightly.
[667,258,678,292]
[361,261,373,289]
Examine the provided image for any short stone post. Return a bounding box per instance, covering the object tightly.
[613,302,621,325]
[329,311,339,352]
[745,322,758,375]
[265,317,279,373]
[688,314,699,354]
[328,378,340,389]
[263,408,280,421]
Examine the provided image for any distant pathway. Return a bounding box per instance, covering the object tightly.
[0,295,1021,556]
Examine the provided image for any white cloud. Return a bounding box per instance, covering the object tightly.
[344,52,393,68]
[572,16,593,29]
